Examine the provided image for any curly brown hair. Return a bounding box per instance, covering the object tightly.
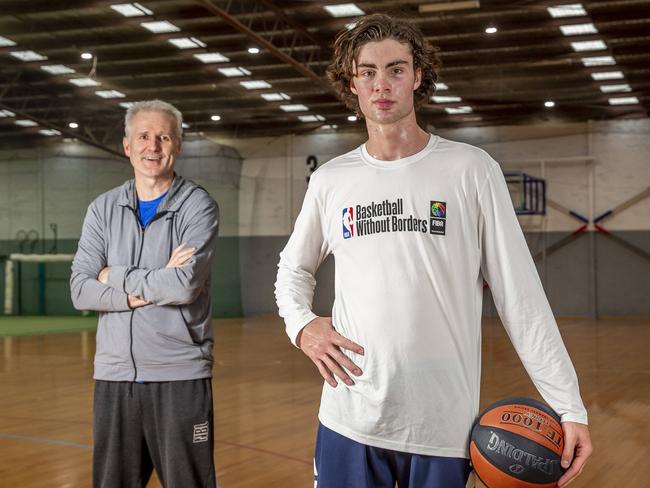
[327,13,441,117]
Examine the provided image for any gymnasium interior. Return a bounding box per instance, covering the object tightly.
[0,1,648,486]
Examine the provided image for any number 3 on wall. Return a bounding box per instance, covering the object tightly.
[306,155,318,183]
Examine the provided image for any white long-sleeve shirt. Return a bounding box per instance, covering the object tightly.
[275,135,587,458]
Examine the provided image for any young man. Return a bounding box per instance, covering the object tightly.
[70,100,219,487]
[275,14,592,488]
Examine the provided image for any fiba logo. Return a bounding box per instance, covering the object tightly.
[430,201,446,218]
[342,207,354,239]
[429,200,447,235]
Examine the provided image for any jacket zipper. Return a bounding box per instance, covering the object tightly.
[128,207,146,382]
[127,207,170,382]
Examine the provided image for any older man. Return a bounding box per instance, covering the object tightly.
[71,100,219,488]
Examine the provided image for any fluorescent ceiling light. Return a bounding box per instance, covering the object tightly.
[581,56,616,67]
[69,78,101,87]
[248,47,260,54]
[608,97,639,105]
[0,36,16,47]
[324,4,364,17]
[68,122,79,129]
[436,82,449,91]
[547,4,587,18]
[39,129,62,136]
[544,101,556,108]
[81,52,93,60]
[140,21,180,33]
[10,50,47,62]
[210,115,221,121]
[15,119,38,127]
[432,96,462,103]
[110,3,153,17]
[95,90,126,98]
[298,115,325,122]
[600,84,631,93]
[485,27,497,34]
[347,115,358,122]
[120,102,136,108]
[560,23,597,36]
[445,106,473,114]
[261,92,291,101]
[170,37,207,49]
[571,40,607,51]
[0,109,16,117]
[41,64,76,75]
[320,124,338,130]
[280,104,309,112]
[218,67,251,77]
[591,71,624,80]
[182,122,190,129]
[193,52,229,63]
[240,80,272,89]
[419,1,480,13]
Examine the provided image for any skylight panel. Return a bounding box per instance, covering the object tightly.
[194,52,229,63]
[547,4,587,18]
[591,71,624,81]
[0,36,16,47]
[240,80,272,89]
[41,65,76,75]
[140,21,180,33]
[261,93,291,101]
[299,115,325,122]
[69,78,101,87]
[10,50,47,62]
[599,84,631,93]
[218,67,251,77]
[432,96,462,103]
[15,119,38,127]
[324,4,365,17]
[280,104,308,112]
[571,40,607,51]
[110,3,153,17]
[581,56,616,67]
[608,97,639,105]
[170,37,207,49]
[560,23,597,35]
[445,106,473,114]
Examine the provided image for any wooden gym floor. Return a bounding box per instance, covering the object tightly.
[0,315,648,487]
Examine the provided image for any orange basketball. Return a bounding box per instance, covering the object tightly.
[470,397,565,488]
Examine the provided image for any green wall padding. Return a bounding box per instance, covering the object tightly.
[0,237,242,318]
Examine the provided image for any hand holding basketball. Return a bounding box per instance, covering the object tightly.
[557,422,592,487]
[297,316,364,388]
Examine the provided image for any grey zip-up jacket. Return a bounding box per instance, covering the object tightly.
[70,175,219,382]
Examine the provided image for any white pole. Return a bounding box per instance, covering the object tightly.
[4,259,14,315]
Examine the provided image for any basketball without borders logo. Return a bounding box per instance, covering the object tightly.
[342,207,354,239]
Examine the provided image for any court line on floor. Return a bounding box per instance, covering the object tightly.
[0,432,91,449]
[0,432,311,465]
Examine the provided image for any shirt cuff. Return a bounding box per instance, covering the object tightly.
[286,311,319,347]
[560,412,588,425]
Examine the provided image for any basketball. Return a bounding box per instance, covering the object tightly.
[470,398,565,488]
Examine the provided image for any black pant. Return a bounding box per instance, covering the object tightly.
[93,379,216,488]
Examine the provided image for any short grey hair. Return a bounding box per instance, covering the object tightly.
[124,99,183,141]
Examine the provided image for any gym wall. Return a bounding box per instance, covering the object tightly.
[222,117,650,318]
[0,138,242,317]
[0,119,648,318]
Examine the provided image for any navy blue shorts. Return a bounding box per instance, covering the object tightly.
[314,423,471,488]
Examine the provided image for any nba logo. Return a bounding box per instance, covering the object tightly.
[342,207,354,239]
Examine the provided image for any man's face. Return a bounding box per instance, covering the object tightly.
[350,38,422,126]
[123,110,181,180]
